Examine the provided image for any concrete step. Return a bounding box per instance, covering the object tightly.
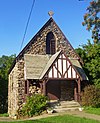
[48,100,81,113]
[54,107,79,113]
[56,105,80,109]
[58,101,80,108]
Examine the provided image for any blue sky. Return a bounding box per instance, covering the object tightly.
[0,0,91,57]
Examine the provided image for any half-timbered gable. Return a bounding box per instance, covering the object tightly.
[41,51,81,80]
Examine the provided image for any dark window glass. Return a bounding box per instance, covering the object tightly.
[46,32,56,54]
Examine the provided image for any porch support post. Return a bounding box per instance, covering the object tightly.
[43,81,46,96]
[40,82,43,94]
[74,82,77,101]
[77,78,81,102]
[27,80,29,95]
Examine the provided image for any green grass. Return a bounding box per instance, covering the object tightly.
[0,113,9,117]
[0,114,100,123]
[85,107,100,115]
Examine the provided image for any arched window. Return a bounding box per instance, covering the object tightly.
[46,32,56,55]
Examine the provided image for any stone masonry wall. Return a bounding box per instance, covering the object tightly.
[8,60,24,118]
[24,21,78,58]
[8,63,19,118]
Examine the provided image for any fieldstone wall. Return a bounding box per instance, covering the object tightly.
[8,60,25,118]
[8,63,19,118]
[24,21,78,58]
[60,80,75,101]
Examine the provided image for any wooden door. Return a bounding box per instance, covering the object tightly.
[60,80,74,101]
[46,80,61,100]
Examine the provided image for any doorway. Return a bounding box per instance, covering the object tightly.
[46,80,74,101]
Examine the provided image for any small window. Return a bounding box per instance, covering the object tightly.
[46,32,56,55]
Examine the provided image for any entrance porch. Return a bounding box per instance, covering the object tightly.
[45,79,81,102]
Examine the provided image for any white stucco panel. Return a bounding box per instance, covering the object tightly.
[48,69,52,78]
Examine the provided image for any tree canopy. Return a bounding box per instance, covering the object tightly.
[82,0,100,43]
[76,40,100,87]
[0,55,15,113]
[76,0,100,87]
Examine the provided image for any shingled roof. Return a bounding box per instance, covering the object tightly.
[70,58,88,81]
[24,51,87,81]
[24,54,50,79]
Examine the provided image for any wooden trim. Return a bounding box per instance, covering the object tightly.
[66,59,68,78]
[57,59,59,78]
[52,65,54,78]
[63,52,81,79]
[54,64,62,78]
[48,78,77,80]
[27,80,29,95]
[77,78,81,102]
[71,66,73,78]
[63,64,71,77]
[43,81,46,95]
[40,82,43,94]
[58,58,67,60]
[61,54,63,78]
[74,81,78,101]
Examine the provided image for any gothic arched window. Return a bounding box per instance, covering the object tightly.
[46,32,56,55]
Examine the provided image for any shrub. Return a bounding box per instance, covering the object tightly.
[81,85,100,108]
[21,94,48,117]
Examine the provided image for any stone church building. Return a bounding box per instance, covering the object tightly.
[8,16,88,118]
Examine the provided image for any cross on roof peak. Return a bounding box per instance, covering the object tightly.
[48,11,54,18]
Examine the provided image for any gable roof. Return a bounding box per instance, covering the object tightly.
[24,51,87,81]
[24,54,50,79]
[40,51,61,79]
[24,51,61,80]
[9,17,82,74]
[70,58,88,81]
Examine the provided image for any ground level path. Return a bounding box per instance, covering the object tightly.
[0,111,100,122]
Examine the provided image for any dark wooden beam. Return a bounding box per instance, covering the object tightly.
[27,80,29,95]
[43,81,46,96]
[74,81,78,101]
[77,78,81,102]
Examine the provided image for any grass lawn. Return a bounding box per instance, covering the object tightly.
[85,107,100,115]
[0,114,100,123]
[0,113,9,117]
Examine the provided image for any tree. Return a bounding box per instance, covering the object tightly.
[76,40,100,87]
[82,0,100,43]
[0,55,15,113]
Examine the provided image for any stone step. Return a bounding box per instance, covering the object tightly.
[48,100,81,113]
[55,105,80,109]
[60,101,80,105]
[59,101,80,108]
[54,107,79,113]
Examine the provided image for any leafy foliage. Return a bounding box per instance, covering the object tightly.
[20,94,48,117]
[0,55,15,113]
[82,0,100,43]
[76,41,100,87]
[81,85,100,107]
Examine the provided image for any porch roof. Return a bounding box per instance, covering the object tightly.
[24,51,61,80]
[24,54,50,79]
[24,51,88,80]
[70,58,88,80]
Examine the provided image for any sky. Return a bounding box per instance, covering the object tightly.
[0,0,92,57]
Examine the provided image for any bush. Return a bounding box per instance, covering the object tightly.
[21,94,48,117]
[81,85,100,108]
